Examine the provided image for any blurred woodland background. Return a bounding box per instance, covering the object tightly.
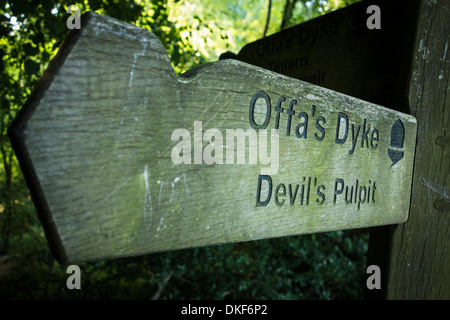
[0,0,367,299]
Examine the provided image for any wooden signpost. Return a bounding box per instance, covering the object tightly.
[221,0,410,110]
[9,12,417,264]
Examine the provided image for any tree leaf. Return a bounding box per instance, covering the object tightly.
[24,59,40,76]
[24,43,39,56]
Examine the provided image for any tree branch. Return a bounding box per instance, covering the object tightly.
[150,271,174,300]
[280,0,299,31]
[263,0,272,37]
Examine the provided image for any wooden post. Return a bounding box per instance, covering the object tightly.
[378,0,450,299]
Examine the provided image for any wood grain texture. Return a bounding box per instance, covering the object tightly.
[384,0,450,299]
[9,12,417,264]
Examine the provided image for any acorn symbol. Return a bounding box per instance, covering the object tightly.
[388,119,405,166]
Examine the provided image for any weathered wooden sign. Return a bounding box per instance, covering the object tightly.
[221,0,411,108]
[9,12,417,264]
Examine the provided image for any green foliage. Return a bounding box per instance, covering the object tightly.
[1,230,368,299]
[1,0,367,300]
